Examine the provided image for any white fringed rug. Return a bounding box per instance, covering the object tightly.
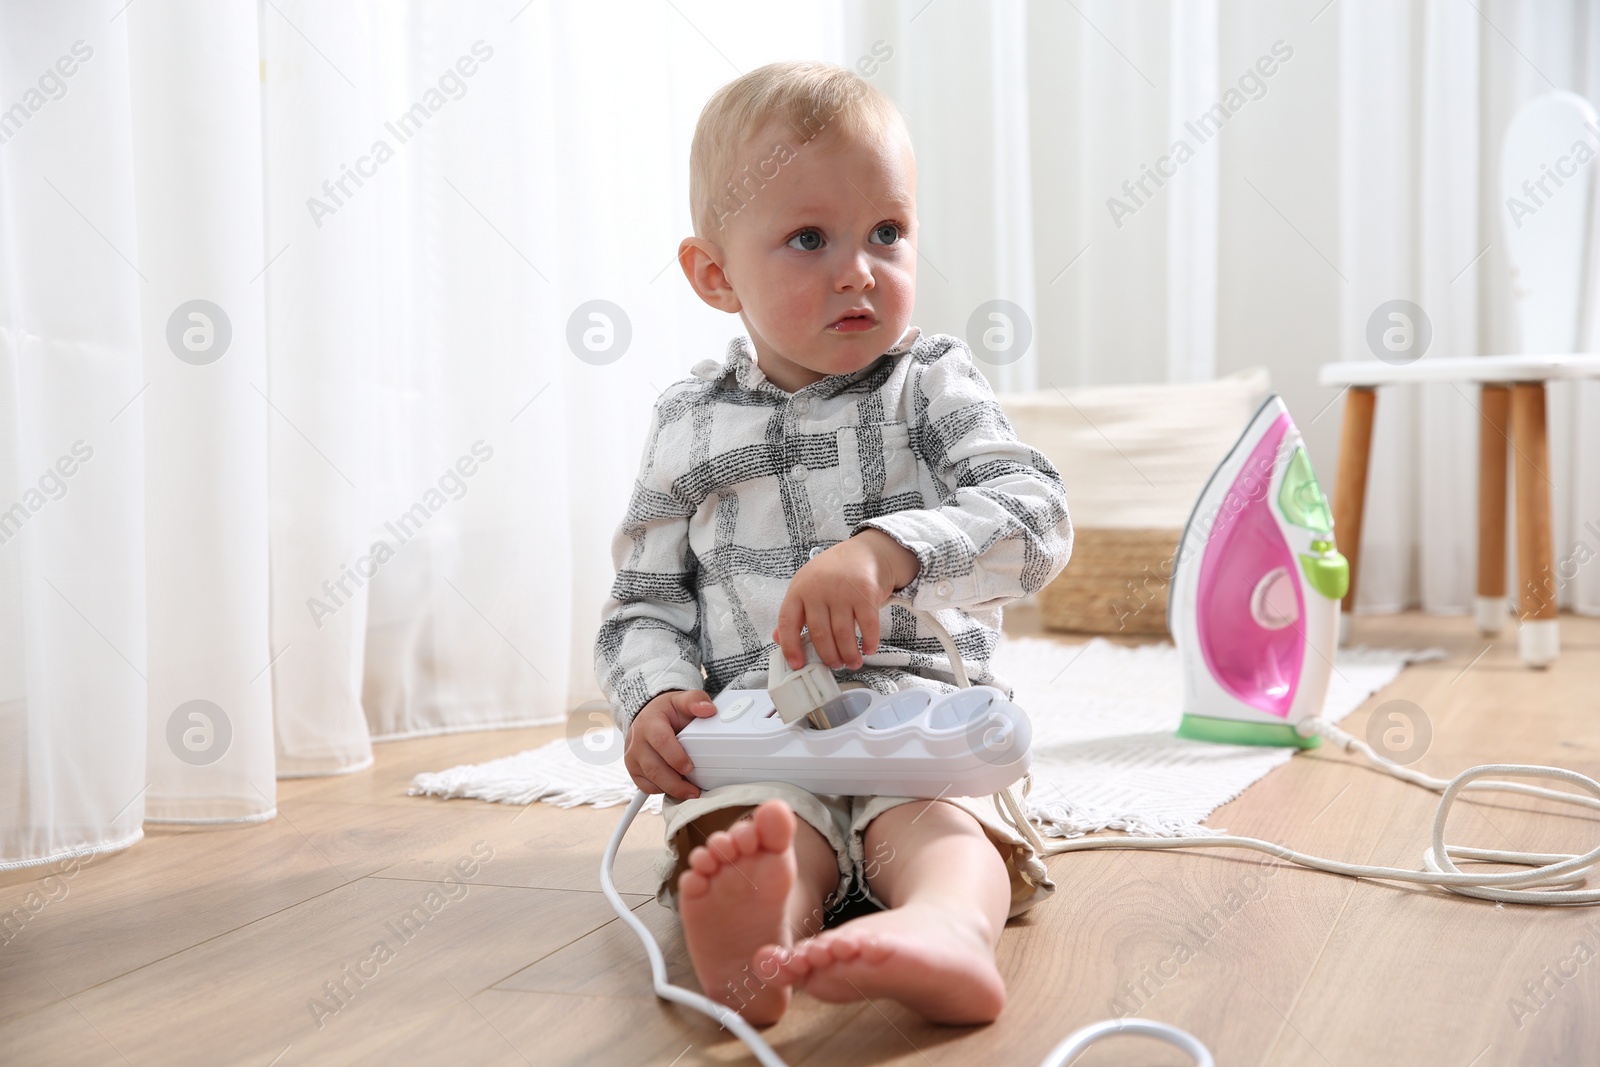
[409,638,1443,838]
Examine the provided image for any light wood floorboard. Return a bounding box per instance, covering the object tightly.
[1,608,1596,1065]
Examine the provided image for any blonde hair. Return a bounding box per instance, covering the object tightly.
[688,60,909,239]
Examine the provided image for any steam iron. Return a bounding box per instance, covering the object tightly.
[1168,395,1349,748]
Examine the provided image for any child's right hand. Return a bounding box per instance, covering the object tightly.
[624,689,718,800]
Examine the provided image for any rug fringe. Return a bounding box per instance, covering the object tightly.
[1029,800,1225,840]
[408,738,663,814]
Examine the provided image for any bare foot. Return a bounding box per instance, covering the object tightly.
[758,903,1006,1024]
[678,800,799,1025]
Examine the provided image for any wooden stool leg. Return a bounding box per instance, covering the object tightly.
[1332,386,1377,647]
[1511,382,1559,666]
[1476,385,1510,635]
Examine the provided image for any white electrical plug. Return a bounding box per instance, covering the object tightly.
[766,631,841,727]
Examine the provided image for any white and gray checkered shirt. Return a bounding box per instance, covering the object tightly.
[595,327,1073,732]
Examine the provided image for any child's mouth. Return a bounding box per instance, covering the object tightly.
[828,313,877,332]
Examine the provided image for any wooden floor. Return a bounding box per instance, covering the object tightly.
[3,608,1598,1066]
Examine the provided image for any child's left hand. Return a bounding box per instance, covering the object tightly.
[772,528,920,671]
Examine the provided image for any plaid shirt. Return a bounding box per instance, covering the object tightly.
[595,327,1073,732]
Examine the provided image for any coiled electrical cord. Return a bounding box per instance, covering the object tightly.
[993,719,1600,906]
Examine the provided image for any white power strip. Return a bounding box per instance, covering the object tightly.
[678,683,1033,798]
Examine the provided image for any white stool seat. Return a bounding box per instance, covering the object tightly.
[1320,353,1600,387]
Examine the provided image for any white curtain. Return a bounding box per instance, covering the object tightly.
[1,0,852,868]
[5,0,1596,871]
[2,2,151,863]
[1018,0,1600,616]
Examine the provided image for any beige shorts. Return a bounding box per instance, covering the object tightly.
[656,779,1056,922]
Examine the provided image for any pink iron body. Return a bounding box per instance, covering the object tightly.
[1167,395,1349,747]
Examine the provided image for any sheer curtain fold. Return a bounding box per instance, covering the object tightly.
[3,4,147,865]
[1414,0,1482,616]
[131,0,276,824]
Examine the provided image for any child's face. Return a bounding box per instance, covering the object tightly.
[683,123,917,392]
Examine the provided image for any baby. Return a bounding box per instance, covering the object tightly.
[594,60,1072,1027]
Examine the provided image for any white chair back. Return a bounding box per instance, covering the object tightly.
[1500,91,1599,354]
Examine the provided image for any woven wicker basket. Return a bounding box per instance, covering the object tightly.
[1039,526,1183,636]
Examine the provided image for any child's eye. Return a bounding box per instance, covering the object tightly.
[869,222,903,245]
[787,229,823,252]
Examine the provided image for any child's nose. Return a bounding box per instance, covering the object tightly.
[835,250,874,290]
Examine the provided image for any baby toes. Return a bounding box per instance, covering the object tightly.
[752,944,801,988]
[703,829,739,863]
[727,818,761,856]
[686,845,720,878]
[820,934,861,964]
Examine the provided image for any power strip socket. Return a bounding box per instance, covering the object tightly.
[679,684,1032,798]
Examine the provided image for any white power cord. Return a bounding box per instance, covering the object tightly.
[600,790,790,1067]
[992,718,1600,906]
[1037,1017,1214,1067]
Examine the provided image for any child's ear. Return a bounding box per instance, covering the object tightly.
[678,237,742,313]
